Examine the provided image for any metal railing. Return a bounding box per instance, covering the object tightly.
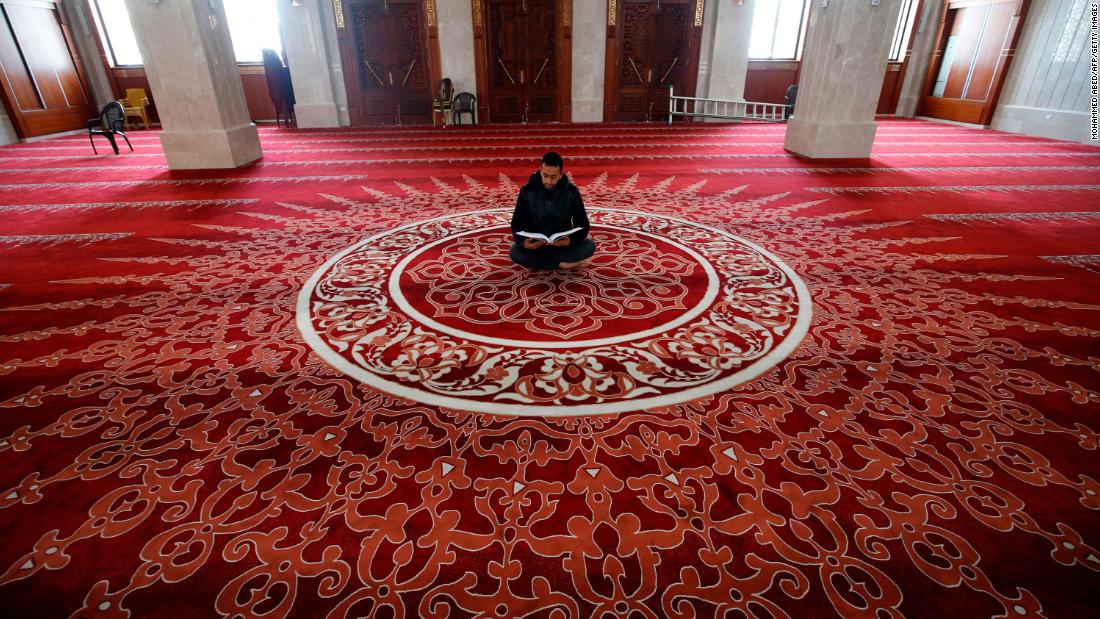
[668,86,789,124]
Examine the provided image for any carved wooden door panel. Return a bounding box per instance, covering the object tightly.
[613,0,693,121]
[342,0,433,125]
[608,0,699,122]
[523,0,558,122]
[485,0,558,123]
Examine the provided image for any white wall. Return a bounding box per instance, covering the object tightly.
[991,0,1095,144]
[571,0,608,121]
[438,0,478,99]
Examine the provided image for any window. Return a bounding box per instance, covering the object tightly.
[88,0,283,67]
[223,0,283,64]
[888,0,920,62]
[89,0,143,66]
[748,0,812,60]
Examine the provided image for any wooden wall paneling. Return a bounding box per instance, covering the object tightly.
[55,1,95,110]
[941,6,979,98]
[471,0,489,121]
[917,95,984,123]
[0,10,42,111]
[470,0,489,121]
[918,0,1030,124]
[426,0,443,120]
[602,0,616,121]
[964,2,1013,101]
[0,14,35,138]
[876,63,902,114]
[682,0,702,117]
[6,3,67,108]
[0,0,95,138]
[559,0,570,122]
[239,66,277,121]
[743,60,798,104]
[335,1,369,124]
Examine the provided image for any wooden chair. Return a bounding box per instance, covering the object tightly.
[118,88,150,129]
[432,78,454,127]
[87,101,133,155]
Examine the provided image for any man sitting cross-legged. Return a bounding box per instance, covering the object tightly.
[509,152,597,270]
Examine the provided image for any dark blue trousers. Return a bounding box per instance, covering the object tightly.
[509,239,596,270]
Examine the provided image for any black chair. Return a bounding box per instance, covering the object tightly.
[87,101,133,155]
[452,92,476,125]
[784,84,798,120]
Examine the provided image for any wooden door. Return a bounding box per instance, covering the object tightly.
[605,0,701,122]
[479,0,569,123]
[338,0,437,125]
[0,0,95,138]
[916,0,1030,125]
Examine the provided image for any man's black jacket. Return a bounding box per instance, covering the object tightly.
[510,172,590,245]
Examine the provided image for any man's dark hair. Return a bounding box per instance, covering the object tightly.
[541,152,564,170]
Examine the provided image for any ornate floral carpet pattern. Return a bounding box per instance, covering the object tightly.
[0,121,1097,617]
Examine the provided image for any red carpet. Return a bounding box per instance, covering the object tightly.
[0,121,1097,617]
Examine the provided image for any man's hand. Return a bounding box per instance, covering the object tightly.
[550,236,571,247]
[523,238,546,250]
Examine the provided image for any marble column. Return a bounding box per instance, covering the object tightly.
[570,0,607,122]
[784,0,903,158]
[123,0,261,169]
[62,0,115,108]
[696,0,754,103]
[895,0,943,118]
[437,0,478,98]
[276,0,341,127]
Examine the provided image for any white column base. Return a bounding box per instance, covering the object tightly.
[294,102,341,128]
[783,118,878,159]
[159,123,261,169]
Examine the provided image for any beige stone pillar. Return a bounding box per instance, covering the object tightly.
[696,0,754,103]
[276,0,341,127]
[895,0,943,118]
[437,0,478,99]
[62,0,115,108]
[123,0,261,169]
[570,0,607,122]
[784,0,903,158]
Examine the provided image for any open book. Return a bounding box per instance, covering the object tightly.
[516,227,582,243]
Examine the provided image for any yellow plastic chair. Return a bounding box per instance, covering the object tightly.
[118,88,150,129]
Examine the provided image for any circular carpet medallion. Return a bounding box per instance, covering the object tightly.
[297,208,812,415]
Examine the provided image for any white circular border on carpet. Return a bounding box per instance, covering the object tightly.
[297,208,813,416]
